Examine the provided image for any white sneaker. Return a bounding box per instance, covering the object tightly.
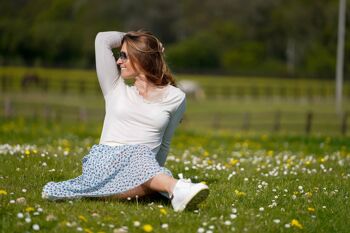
[171,179,209,212]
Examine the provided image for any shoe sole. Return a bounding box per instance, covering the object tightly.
[175,185,209,212]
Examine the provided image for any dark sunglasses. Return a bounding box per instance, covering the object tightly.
[118,51,128,61]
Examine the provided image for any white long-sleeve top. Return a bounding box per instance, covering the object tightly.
[95,31,186,166]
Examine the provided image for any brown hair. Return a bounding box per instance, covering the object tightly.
[120,30,176,87]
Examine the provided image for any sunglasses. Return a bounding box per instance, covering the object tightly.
[118,51,128,61]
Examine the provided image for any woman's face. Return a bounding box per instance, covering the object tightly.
[116,43,138,79]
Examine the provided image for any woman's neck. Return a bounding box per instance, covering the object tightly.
[134,75,156,98]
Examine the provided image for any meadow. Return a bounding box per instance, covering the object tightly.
[0,119,350,233]
[1,67,350,232]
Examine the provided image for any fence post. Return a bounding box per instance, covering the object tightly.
[61,79,68,93]
[242,112,250,131]
[42,77,49,92]
[273,111,281,132]
[44,105,51,123]
[79,80,86,94]
[212,113,221,129]
[1,75,6,92]
[305,111,313,134]
[341,112,348,135]
[4,97,12,118]
[79,107,87,122]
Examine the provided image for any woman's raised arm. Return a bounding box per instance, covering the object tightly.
[95,31,125,97]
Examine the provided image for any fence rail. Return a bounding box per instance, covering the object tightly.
[1,99,348,135]
[1,74,350,100]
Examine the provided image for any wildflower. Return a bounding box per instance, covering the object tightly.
[26,207,35,212]
[25,150,30,155]
[161,223,168,229]
[267,150,274,156]
[17,212,24,219]
[25,217,31,223]
[230,214,237,219]
[234,190,246,197]
[32,224,40,231]
[16,197,26,205]
[79,215,88,222]
[308,207,315,212]
[229,159,239,166]
[273,219,280,224]
[46,214,57,221]
[197,228,205,233]
[305,192,312,198]
[133,221,141,227]
[143,224,153,232]
[259,207,264,212]
[160,208,167,215]
[224,220,232,225]
[0,189,8,195]
[84,228,93,233]
[291,219,303,229]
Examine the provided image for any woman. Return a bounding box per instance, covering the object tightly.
[42,30,209,212]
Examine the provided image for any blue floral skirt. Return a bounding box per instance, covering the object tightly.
[42,144,172,200]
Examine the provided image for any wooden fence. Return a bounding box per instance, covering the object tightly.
[1,99,348,135]
[1,74,350,100]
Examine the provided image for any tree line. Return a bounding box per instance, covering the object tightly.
[0,0,349,78]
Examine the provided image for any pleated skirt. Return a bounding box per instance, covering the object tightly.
[42,144,172,200]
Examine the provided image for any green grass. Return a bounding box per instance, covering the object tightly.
[1,119,350,233]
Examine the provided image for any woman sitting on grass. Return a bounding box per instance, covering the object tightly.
[42,30,209,212]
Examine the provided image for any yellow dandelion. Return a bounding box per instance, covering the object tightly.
[0,189,8,195]
[84,228,93,233]
[160,208,167,215]
[308,207,315,212]
[267,150,274,156]
[25,150,30,155]
[207,160,213,165]
[229,159,239,166]
[305,192,312,198]
[203,151,209,157]
[142,224,153,232]
[25,207,35,212]
[200,181,207,185]
[79,215,88,222]
[235,189,246,197]
[291,219,303,229]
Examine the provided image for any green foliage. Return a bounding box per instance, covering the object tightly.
[167,31,220,70]
[0,0,348,77]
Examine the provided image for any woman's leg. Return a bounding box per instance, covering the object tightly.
[142,173,178,194]
[107,173,177,199]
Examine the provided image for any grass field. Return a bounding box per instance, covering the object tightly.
[1,120,350,233]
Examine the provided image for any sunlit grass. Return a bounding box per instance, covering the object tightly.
[1,120,350,233]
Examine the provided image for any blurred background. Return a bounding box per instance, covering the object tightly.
[0,0,349,135]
